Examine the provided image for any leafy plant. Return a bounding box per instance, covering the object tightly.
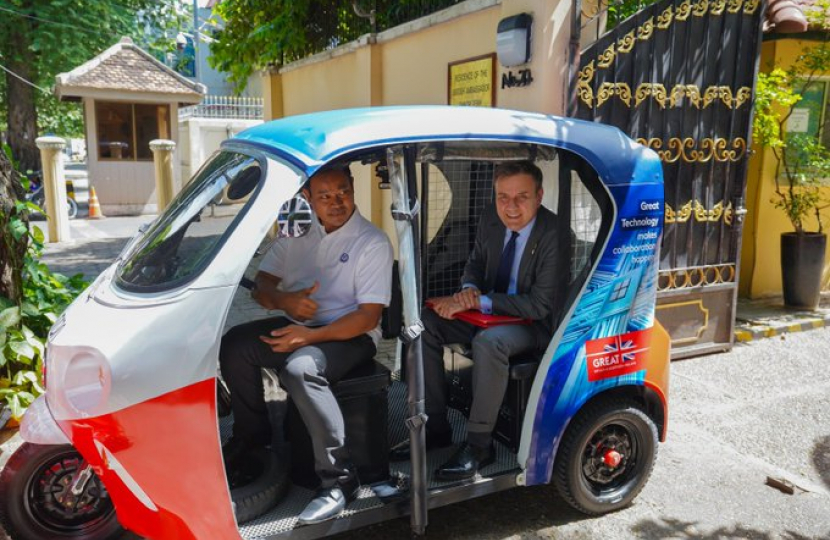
[0,156,87,421]
[752,1,830,234]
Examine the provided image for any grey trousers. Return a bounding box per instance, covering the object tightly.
[219,316,376,487]
[421,309,547,448]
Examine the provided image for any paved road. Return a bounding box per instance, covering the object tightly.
[3,329,829,539]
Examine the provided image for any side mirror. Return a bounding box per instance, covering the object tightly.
[226,165,261,201]
[276,195,313,238]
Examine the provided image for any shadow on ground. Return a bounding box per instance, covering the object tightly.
[334,485,592,539]
[633,519,830,540]
[812,435,830,491]
[42,238,130,278]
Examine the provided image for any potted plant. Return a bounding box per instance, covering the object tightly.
[753,4,830,308]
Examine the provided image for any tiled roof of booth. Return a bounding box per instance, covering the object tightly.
[55,37,205,102]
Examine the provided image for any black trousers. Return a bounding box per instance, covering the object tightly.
[421,309,547,447]
[219,316,376,486]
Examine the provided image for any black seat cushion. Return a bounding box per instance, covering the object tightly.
[332,360,391,397]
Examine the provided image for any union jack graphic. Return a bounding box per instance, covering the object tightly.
[585,329,651,381]
[277,196,313,238]
[602,338,635,359]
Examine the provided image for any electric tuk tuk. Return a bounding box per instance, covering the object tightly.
[0,106,669,540]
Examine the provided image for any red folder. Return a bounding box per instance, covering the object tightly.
[425,301,531,328]
[454,310,531,328]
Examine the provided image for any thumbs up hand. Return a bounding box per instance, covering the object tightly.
[284,281,319,321]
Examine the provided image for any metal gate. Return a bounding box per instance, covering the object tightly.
[573,0,765,357]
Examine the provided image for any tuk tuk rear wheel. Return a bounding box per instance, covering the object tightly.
[553,399,657,515]
[0,443,123,540]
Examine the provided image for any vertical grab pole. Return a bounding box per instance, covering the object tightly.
[386,146,428,535]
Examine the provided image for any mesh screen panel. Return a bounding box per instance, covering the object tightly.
[423,161,494,299]
[571,172,602,276]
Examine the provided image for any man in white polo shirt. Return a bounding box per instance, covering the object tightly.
[219,164,393,524]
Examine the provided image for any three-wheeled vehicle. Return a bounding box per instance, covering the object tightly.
[0,106,669,540]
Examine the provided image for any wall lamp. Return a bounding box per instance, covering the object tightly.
[496,13,533,67]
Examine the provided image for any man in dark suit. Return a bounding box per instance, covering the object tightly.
[391,160,559,481]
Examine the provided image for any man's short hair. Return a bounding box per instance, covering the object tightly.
[494,160,543,190]
[304,163,354,193]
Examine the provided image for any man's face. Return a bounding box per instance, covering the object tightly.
[494,173,543,231]
[303,169,356,233]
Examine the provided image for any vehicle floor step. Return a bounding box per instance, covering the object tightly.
[220,380,519,539]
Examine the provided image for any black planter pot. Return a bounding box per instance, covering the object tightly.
[781,232,827,309]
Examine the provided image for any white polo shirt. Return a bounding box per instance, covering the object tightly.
[258,207,394,344]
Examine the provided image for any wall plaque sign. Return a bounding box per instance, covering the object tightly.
[448,54,496,107]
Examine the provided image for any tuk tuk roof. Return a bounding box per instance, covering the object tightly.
[230,106,653,185]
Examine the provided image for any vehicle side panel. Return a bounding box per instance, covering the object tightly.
[524,152,665,486]
[57,378,238,540]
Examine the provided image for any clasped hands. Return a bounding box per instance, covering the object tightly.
[429,286,481,320]
[259,281,320,353]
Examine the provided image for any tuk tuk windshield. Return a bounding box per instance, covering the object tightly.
[115,150,263,293]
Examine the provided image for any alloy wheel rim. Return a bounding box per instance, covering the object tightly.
[581,421,639,493]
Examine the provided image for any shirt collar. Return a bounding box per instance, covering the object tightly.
[510,215,537,239]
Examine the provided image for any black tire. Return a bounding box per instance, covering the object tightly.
[553,399,658,515]
[67,198,78,219]
[26,195,78,220]
[0,443,123,540]
[230,446,290,524]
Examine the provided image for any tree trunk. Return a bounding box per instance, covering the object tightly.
[0,149,28,304]
[4,19,40,174]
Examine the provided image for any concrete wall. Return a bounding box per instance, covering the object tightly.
[178,117,263,183]
[739,38,830,298]
[379,6,500,106]
[272,0,571,116]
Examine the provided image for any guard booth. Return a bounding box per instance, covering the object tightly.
[55,37,206,216]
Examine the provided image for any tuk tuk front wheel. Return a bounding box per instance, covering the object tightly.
[0,443,123,540]
[553,399,657,515]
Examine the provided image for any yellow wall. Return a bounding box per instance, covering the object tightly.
[380,8,501,106]
[495,0,572,114]
[270,1,571,115]
[740,37,830,298]
[281,42,379,115]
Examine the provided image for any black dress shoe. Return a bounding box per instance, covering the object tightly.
[338,473,360,502]
[389,429,453,461]
[435,442,495,482]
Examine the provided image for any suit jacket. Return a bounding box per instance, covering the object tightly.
[460,205,559,336]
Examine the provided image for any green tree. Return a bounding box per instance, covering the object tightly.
[0,0,188,172]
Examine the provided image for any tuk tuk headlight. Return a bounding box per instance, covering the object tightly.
[61,349,112,417]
